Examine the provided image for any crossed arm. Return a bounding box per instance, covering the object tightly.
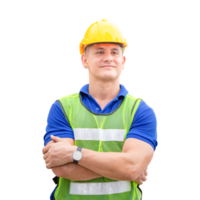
[46,138,102,181]
[43,135,153,184]
[52,163,102,181]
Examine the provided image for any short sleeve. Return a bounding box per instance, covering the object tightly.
[41,100,74,146]
[126,100,160,151]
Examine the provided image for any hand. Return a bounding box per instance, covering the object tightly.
[42,135,76,169]
[134,168,148,185]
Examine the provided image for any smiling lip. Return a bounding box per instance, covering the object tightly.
[102,65,114,68]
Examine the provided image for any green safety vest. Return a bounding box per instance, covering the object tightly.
[53,93,142,200]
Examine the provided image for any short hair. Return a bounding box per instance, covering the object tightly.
[84,43,124,55]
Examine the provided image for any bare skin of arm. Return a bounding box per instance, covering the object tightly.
[45,138,148,184]
[56,163,150,186]
[52,163,103,181]
[46,139,102,181]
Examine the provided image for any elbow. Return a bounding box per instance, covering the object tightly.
[50,166,63,177]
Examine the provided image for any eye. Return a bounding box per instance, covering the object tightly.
[112,51,118,55]
[97,51,104,54]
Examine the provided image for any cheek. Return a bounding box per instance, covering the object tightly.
[115,58,124,68]
[94,57,102,64]
[116,58,122,64]
[88,57,98,65]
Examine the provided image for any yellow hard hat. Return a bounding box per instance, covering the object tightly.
[79,19,127,55]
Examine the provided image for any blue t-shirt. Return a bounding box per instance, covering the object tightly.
[44,84,158,150]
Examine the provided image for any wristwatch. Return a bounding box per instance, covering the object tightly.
[72,146,83,164]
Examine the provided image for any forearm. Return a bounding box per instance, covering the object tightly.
[52,162,146,183]
[52,163,102,181]
[79,149,139,181]
[52,146,133,181]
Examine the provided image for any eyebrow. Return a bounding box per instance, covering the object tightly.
[96,47,120,51]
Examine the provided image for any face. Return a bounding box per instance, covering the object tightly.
[81,43,126,82]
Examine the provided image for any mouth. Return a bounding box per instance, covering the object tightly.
[102,65,114,68]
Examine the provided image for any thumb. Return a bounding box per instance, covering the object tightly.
[50,135,61,143]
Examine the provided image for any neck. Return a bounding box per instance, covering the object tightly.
[88,81,120,102]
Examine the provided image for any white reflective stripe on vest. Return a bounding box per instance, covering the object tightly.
[74,128,125,141]
[70,181,131,195]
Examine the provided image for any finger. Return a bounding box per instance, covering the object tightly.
[43,163,52,170]
[139,180,145,186]
[40,145,51,155]
[43,164,50,170]
[141,176,147,182]
[43,153,49,160]
[141,171,150,182]
[44,152,55,165]
[138,178,143,185]
[146,165,150,170]
[50,135,62,143]
[45,155,58,168]
[46,161,55,169]
[144,170,150,176]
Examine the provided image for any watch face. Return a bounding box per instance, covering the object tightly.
[73,150,82,161]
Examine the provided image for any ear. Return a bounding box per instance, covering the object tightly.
[122,55,128,71]
[81,54,89,69]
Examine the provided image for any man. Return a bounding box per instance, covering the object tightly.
[43,19,157,200]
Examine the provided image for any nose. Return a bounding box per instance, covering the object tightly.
[103,51,114,63]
